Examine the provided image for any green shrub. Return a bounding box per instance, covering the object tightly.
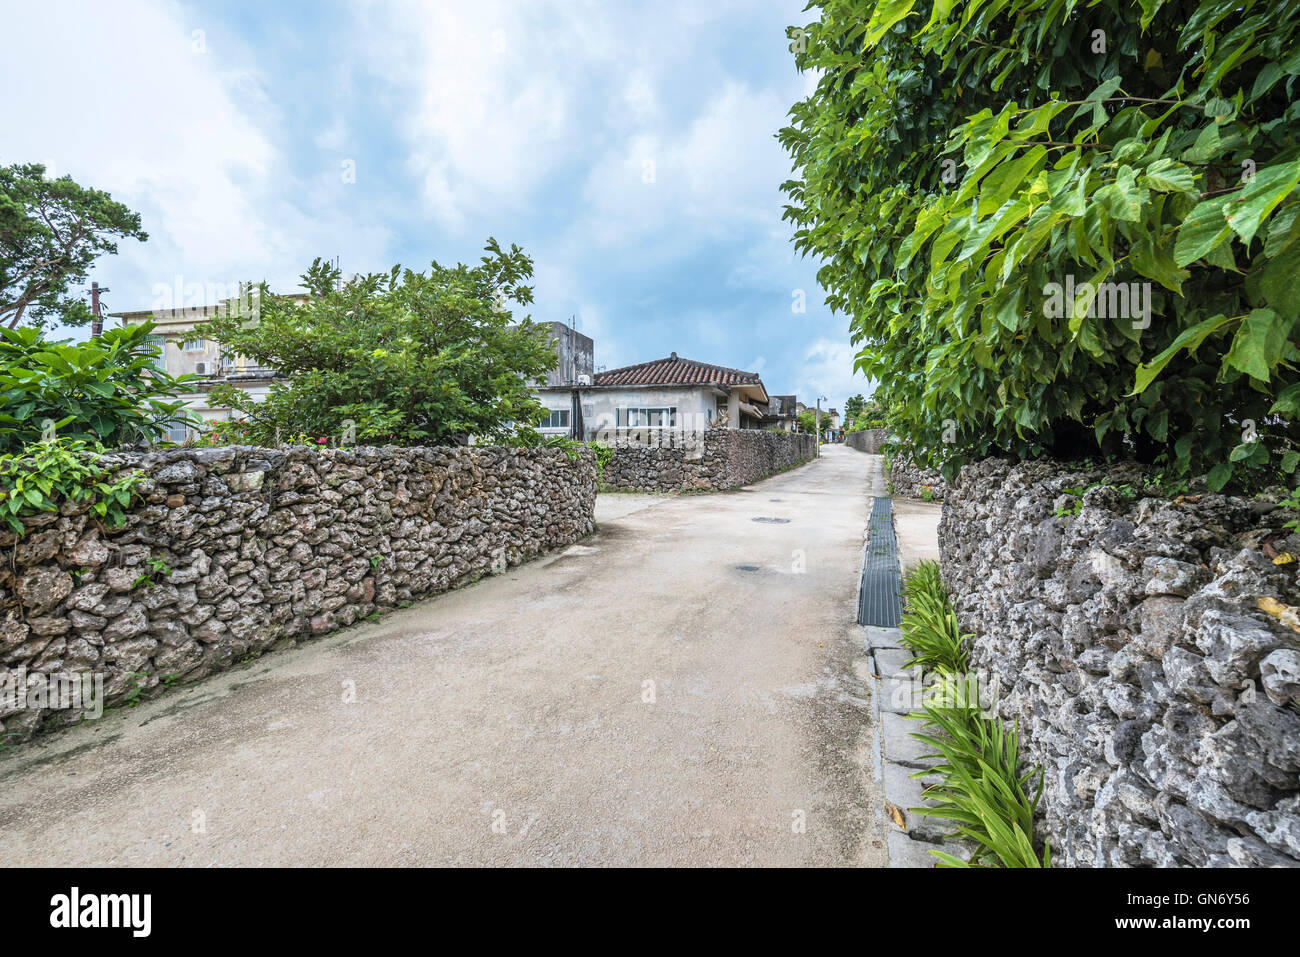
[782,0,1300,491]
[0,323,198,452]
[0,438,142,534]
[203,241,557,447]
[587,440,614,480]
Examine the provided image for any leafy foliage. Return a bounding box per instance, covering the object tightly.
[844,392,867,425]
[0,163,147,329]
[204,240,558,447]
[899,560,1050,867]
[587,440,614,480]
[0,438,142,534]
[796,407,829,434]
[0,323,198,453]
[781,0,1300,490]
[849,396,890,431]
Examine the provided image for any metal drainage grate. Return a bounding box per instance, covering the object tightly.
[751,517,791,524]
[858,496,902,627]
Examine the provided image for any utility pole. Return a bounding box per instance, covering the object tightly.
[815,395,827,457]
[90,282,108,338]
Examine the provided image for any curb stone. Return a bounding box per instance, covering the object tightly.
[860,494,975,868]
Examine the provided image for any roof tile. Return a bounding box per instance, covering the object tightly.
[593,355,761,388]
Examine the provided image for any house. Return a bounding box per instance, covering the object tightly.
[534,349,775,438]
[522,321,594,436]
[109,294,792,445]
[762,394,799,432]
[109,294,297,441]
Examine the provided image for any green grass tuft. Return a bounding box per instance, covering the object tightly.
[897,560,1050,868]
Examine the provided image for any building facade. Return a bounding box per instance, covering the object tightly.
[534,351,777,439]
[109,297,288,441]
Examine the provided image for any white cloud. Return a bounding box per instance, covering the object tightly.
[0,0,392,317]
[798,338,874,412]
[0,0,866,411]
[359,0,607,230]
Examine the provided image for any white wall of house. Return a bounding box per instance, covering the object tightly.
[535,385,725,436]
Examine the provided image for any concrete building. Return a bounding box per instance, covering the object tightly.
[762,394,800,432]
[109,295,295,441]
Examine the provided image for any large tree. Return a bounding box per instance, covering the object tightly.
[781,0,1300,489]
[0,163,147,329]
[844,392,866,426]
[204,240,558,447]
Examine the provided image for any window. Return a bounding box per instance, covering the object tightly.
[164,420,191,444]
[627,406,676,427]
[540,409,570,430]
[182,337,207,351]
[136,334,166,366]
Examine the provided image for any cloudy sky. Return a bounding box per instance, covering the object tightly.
[1,0,870,412]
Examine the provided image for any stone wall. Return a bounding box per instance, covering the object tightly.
[888,447,947,501]
[0,444,597,740]
[845,429,889,454]
[598,428,815,492]
[939,457,1300,867]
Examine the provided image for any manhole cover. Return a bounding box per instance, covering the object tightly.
[735,564,760,572]
[751,517,790,524]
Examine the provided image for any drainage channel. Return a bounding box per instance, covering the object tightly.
[857,496,902,627]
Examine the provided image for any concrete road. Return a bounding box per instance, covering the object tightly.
[0,445,888,867]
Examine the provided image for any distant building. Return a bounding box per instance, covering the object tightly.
[534,347,775,438]
[109,299,797,446]
[109,296,300,441]
[762,394,799,432]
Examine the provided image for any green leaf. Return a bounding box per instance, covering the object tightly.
[1206,463,1233,491]
[1181,124,1223,164]
[1174,198,1232,266]
[1131,235,1189,293]
[1132,313,1235,394]
[1094,166,1145,222]
[1140,159,1197,194]
[1262,234,1300,318]
[864,0,917,45]
[1224,308,1286,382]
[1225,161,1300,245]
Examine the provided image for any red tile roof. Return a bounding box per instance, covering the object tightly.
[594,353,762,388]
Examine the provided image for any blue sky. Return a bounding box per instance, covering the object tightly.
[2,0,870,413]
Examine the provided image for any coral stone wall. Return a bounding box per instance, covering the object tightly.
[939,457,1300,867]
[845,429,888,453]
[885,447,947,501]
[598,428,815,492]
[0,445,596,739]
